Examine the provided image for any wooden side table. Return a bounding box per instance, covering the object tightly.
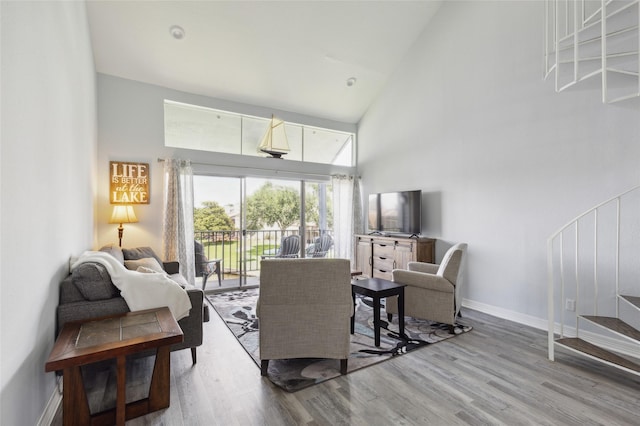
[45,307,183,426]
[351,277,406,347]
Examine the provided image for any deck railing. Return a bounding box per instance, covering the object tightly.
[194,228,333,276]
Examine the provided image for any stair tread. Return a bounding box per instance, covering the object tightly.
[581,315,640,341]
[621,295,640,309]
[556,337,640,373]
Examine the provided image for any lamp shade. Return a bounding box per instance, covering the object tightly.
[109,205,138,224]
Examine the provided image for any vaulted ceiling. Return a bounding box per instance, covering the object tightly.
[86,1,442,124]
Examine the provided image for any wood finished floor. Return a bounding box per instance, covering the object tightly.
[52,306,640,425]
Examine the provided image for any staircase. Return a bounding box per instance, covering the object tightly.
[544,0,640,104]
[547,185,640,376]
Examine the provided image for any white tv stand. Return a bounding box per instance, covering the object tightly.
[354,234,435,280]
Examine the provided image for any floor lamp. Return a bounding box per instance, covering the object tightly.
[109,205,138,247]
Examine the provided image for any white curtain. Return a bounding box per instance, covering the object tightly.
[332,175,363,268]
[163,159,195,285]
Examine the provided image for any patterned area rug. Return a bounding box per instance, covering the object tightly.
[207,288,472,392]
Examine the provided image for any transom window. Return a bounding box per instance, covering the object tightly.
[164,100,354,166]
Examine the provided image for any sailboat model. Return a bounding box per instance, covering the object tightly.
[258,116,290,158]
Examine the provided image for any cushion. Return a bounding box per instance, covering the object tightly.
[124,257,165,273]
[99,244,125,265]
[136,266,159,274]
[168,273,188,288]
[122,247,163,267]
[71,262,119,301]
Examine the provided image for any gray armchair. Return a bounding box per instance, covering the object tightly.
[388,243,467,332]
[257,258,353,376]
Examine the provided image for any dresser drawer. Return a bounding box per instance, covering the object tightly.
[373,269,393,281]
[373,242,395,257]
[374,256,394,271]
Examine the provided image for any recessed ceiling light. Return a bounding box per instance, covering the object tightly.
[169,25,185,40]
[346,77,357,87]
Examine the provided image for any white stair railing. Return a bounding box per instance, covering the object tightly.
[544,0,639,104]
[547,184,640,361]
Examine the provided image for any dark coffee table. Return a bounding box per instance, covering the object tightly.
[45,307,183,426]
[351,277,406,346]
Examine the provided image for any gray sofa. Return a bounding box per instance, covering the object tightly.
[57,244,209,364]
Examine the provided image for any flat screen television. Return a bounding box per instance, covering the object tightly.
[368,190,422,235]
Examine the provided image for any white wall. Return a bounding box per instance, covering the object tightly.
[358,1,640,326]
[0,2,96,425]
[96,74,356,256]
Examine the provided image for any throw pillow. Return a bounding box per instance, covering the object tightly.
[167,272,188,288]
[72,262,119,301]
[122,247,163,267]
[124,257,165,273]
[99,244,125,265]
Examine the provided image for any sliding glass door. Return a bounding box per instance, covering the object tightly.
[244,177,301,275]
[193,175,247,288]
[303,181,333,258]
[193,175,333,290]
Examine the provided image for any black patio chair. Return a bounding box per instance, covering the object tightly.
[261,234,300,259]
[195,240,222,290]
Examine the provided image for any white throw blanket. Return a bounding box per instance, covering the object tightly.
[71,251,192,321]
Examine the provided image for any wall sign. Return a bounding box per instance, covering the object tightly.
[110,161,149,204]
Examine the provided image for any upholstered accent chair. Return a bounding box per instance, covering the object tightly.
[257,258,353,376]
[387,243,468,332]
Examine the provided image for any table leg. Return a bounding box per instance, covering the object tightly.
[202,273,208,291]
[148,346,171,411]
[116,355,126,426]
[350,290,355,334]
[63,366,90,426]
[398,288,405,338]
[373,296,381,347]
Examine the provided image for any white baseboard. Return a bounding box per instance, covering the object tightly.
[462,298,640,361]
[462,298,548,331]
[38,378,62,426]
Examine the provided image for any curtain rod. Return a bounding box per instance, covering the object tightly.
[156,157,349,180]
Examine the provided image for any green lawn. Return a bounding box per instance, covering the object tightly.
[202,241,275,271]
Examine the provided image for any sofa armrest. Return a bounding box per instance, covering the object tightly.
[392,269,454,293]
[407,261,439,274]
[57,298,130,336]
[163,261,180,275]
[172,287,207,351]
